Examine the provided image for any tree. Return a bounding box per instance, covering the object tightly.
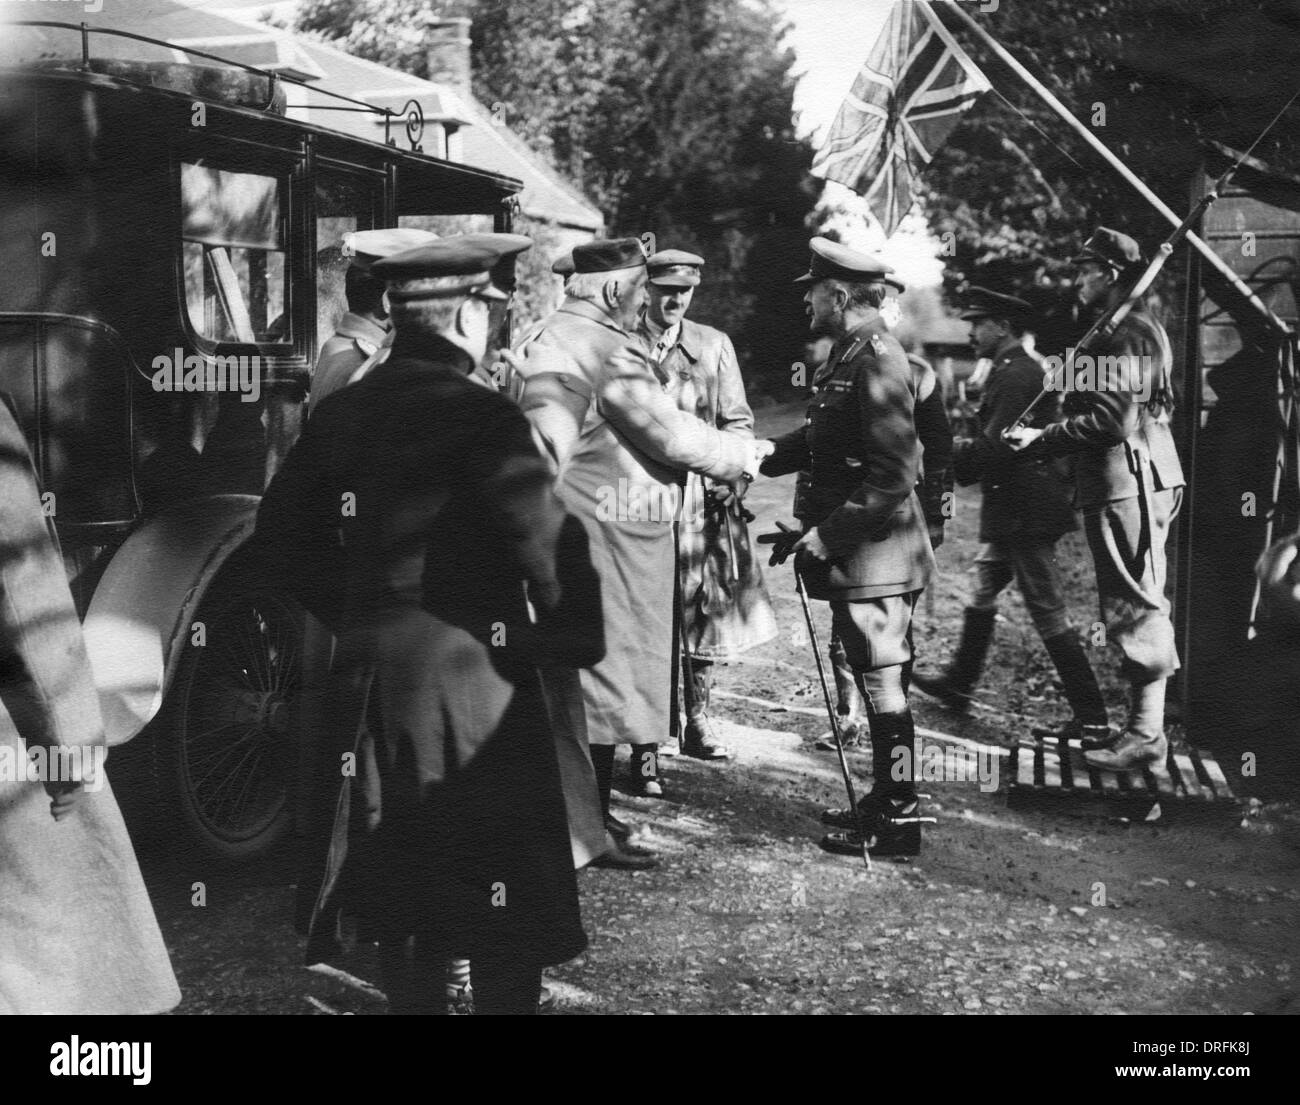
[922,0,1300,301]
[296,0,820,392]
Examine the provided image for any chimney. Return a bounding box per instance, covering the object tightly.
[426,17,472,92]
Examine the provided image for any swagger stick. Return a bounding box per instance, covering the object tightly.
[792,549,871,871]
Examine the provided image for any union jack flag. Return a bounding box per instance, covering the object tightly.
[813,1,991,235]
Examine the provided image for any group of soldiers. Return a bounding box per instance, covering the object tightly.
[237,218,1185,1011]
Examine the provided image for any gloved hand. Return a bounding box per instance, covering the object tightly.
[756,521,801,567]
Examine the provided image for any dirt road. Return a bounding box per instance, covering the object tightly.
[131,402,1299,1015]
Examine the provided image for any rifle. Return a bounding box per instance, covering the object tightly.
[1005,91,1300,436]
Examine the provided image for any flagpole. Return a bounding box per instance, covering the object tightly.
[939,0,1292,336]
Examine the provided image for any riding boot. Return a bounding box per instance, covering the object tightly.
[682,660,731,759]
[911,607,996,713]
[820,709,925,857]
[1031,630,1113,748]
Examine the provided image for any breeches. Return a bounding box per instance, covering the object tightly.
[971,539,1070,640]
[829,592,919,673]
[1083,487,1183,681]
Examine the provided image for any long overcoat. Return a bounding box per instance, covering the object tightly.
[249,337,594,966]
[512,299,750,746]
[636,318,778,659]
[0,399,180,1015]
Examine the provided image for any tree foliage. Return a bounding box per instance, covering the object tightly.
[925,0,1300,302]
[296,0,819,391]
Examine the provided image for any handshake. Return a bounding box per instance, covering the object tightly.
[715,438,774,505]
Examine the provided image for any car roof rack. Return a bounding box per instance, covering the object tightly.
[8,20,429,151]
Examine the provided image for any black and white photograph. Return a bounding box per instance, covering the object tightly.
[0,0,1296,1053]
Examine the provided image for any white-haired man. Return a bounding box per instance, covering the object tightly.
[506,238,768,860]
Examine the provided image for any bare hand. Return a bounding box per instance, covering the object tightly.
[44,781,84,822]
[1002,426,1043,452]
[927,521,946,551]
[743,438,775,482]
[795,526,830,561]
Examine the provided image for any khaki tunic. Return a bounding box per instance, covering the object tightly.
[764,323,935,601]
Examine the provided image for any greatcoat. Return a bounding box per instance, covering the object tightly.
[249,335,594,966]
[0,399,180,1015]
[635,317,778,659]
[512,298,751,746]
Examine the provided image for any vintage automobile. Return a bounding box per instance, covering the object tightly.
[0,22,522,861]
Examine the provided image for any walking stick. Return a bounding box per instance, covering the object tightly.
[774,525,871,871]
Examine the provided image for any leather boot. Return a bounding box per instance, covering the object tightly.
[1084,729,1168,772]
[821,710,924,856]
[682,660,731,759]
[815,636,867,750]
[911,608,996,713]
[1031,631,1114,748]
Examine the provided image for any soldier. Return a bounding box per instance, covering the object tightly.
[808,349,953,752]
[311,227,439,412]
[913,287,1108,744]
[249,233,596,1014]
[506,238,765,832]
[760,238,936,857]
[1006,229,1186,771]
[637,249,778,761]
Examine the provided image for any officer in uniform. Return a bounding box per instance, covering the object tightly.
[760,238,936,856]
[310,227,440,413]
[637,249,778,761]
[808,345,954,752]
[250,233,596,1014]
[1006,229,1186,771]
[914,287,1108,743]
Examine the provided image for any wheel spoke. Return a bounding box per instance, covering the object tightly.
[189,726,261,790]
[197,734,265,820]
[226,745,276,832]
[175,585,303,851]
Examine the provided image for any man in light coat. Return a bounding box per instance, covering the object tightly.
[636,249,777,762]
[0,397,180,1015]
[507,238,767,845]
